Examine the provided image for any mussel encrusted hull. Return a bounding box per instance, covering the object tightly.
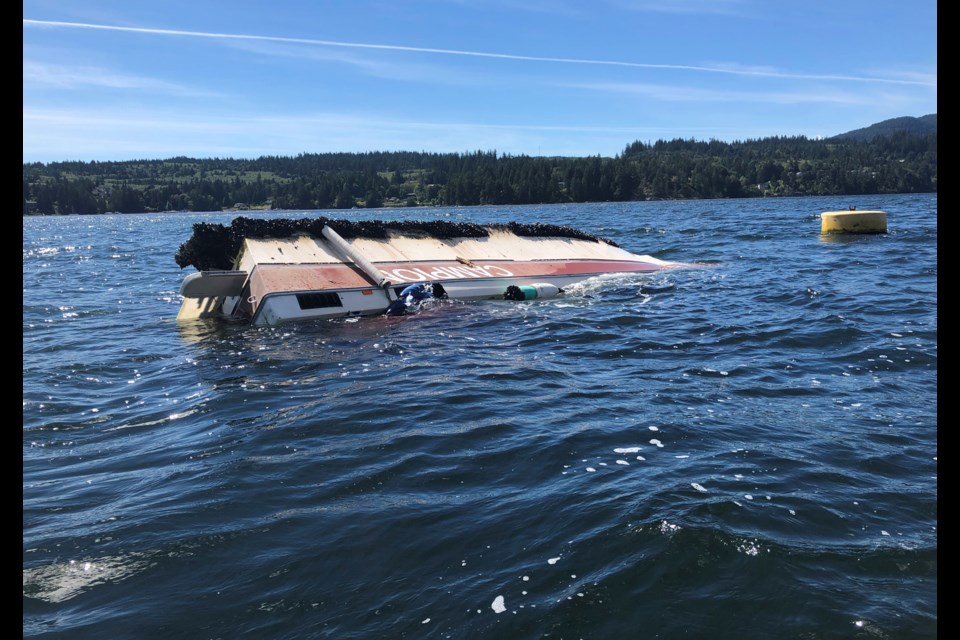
[174,217,618,271]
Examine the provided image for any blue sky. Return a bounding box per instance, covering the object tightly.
[23,0,937,163]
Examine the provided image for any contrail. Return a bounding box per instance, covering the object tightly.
[23,19,934,87]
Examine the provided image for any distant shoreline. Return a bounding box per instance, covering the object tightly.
[23,130,937,215]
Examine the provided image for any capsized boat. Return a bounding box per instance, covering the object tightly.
[175,216,684,326]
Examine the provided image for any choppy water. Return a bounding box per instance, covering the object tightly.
[23,194,937,639]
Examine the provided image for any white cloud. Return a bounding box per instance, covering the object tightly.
[23,106,725,161]
[23,61,220,96]
[23,19,934,87]
[561,81,931,107]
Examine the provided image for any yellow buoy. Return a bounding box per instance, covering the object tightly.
[820,210,887,234]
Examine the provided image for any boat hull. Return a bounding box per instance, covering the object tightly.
[245,260,662,324]
[243,259,668,325]
[175,219,683,326]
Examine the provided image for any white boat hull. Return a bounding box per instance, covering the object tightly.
[176,220,684,326]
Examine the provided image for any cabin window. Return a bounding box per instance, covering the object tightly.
[296,292,343,309]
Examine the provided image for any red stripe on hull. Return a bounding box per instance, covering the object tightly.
[249,259,665,298]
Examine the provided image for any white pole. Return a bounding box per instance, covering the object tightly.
[321,225,396,299]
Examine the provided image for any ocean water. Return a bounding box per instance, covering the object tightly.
[23,194,937,639]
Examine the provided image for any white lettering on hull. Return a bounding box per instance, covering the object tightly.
[382,264,515,283]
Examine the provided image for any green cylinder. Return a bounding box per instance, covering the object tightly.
[517,285,538,300]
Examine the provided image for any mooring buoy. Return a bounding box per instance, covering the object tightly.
[820,209,888,234]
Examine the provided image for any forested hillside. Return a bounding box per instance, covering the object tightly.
[23,124,936,215]
[831,114,937,142]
